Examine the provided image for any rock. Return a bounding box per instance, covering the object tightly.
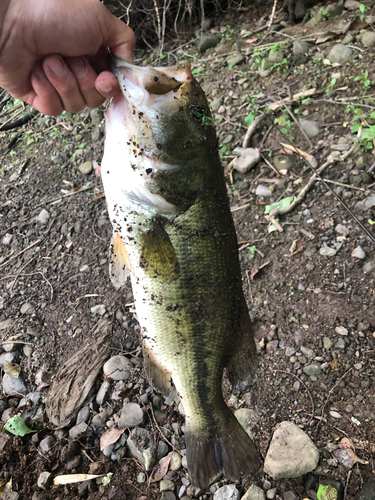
[118,402,144,427]
[2,374,26,395]
[293,39,311,56]
[90,304,106,315]
[37,472,53,490]
[37,209,49,225]
[319,242,341,257]
[233,148,260,173]
[357,322,370,331]
[2,233,13,245]
[256,185,272,197]
[0,352,17,368]
[78,161,93,175]
[323,337,333,349]
[299,119,320,138]
[20,302,35,315]
[158,441,169,459]
[96,379,111,406]
[363,261,374,273]
[283,491,298,500]
[362,31,375,47]
[103,355,133,381]
[266,488,277,500]
[330,411,342,419]
[19,392,42,408]
[76,405,90,425]
[344,0,360,10]
[0,318,12,330]
[61,440,80,461]
[169,451,182,470]
[359,482,375,500]
[355,194,375,211]
[264,421,319,479]
[227,54,246,67]
[303,362,322,377]
[161,492,176,500]
[335,326,348,336]
[335,338,346,349]
[242,484,266,500]
[352,246,366,259]
[269,50,285,63]
[127,427,156,471]
[160,480,175,491]
[23,345,33,357]
[137,472,146,483]
[210,97,224,112]
[214,484,240,500]
[335,224,349,236]
[197,35,221,53]
[273,155,296,171]
[300,346,315,358]
[91,408,113,428]
[327,44,353,64]
[39,435,55,454]
[69,422,88,439]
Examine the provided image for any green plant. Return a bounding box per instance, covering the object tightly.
[359,3,369,21]
[325,76,337,93]
[319,8,330,21]
[221,25,235,40]
[354,70,371,94]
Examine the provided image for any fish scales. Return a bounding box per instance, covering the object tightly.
[101,58,260,488]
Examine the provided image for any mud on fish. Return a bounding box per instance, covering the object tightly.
[101,57,261,489]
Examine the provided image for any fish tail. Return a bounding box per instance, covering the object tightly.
[186,408,261,489]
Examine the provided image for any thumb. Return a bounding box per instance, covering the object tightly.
[100,7,135,62]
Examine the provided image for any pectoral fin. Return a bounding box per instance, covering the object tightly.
[143,347,171,396]
[140,222,179,282]
[109,231,131,288]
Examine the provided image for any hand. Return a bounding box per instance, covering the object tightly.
[0,0,135,115]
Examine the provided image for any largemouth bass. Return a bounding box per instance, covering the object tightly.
[101,58,260,488]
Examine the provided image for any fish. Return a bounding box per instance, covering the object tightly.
[101,58,261,488]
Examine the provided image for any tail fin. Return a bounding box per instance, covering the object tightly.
[186,408,261,489]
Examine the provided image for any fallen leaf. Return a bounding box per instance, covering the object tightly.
[0,478,12,495]
[280,142,310,158]
[151,455,171,482]
[333,448,368,469]
[4,361,21,378]
[338,437,355,450]
[250,268,259,280]
[4,416,35,436]
[54,474,104,485]
[100,427,126,451]
[265,197,294,214]
[316,32,335,44]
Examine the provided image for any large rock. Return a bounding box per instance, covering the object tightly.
[118,402,144,428]
[327,44,353,64]
[293,40,311,56]
[241,484,266,500]
[197,35,221,53]
[264,421,319,479]
[233,148,260,173]
[361,32,375,47]
[103,355,133,381]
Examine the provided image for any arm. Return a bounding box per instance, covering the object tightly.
[0,0,135,115]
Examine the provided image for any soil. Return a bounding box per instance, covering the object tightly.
[0,2,375,500]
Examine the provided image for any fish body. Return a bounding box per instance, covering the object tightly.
[101,59,260,488]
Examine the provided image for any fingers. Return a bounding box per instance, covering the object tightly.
[28,62,64,116]
[95,71,121,99]
[100,7,135,62]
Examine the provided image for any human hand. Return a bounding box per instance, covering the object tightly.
[0,0,135,115]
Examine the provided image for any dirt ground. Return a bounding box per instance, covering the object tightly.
[0,2,374,499]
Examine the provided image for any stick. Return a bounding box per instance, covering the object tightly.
[32,184,93,210]
[0,110,39,131]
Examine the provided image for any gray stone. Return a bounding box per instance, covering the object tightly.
[227,54,246,67]
[0,319,12,330]
[19,392,42,408]
[2,233,13,245]
[137,472,146,483]
[91,408,113,428]
[256,185,272,197]
[210,97,224,112]
[158,440,169,459]
[96,379,111,406]
[358,322,370,331]
[0,352,17,368]
[37,209,49,225]
[299,119,320,138]
[342,33,354,44]
[2,374,26,395]
[335,338,346,349]
[362,31,375,47]
[335,224,349,236]
[20,302,35,315]
[39,435,55,454]
[269,50,285,63]
[69,422,88,439]
[363,261,374,273]
[118,402,144,428]
[242,484,266,500]
[214,484,240,500]
[169,451,182,470]
[352,246,366,259]
[23,345,33,357]
[78,161,93,175]
[355,194,375,211]
[197,35,221,53]
[283,491,298,500]
[127,427,156,471]
[103,355,133,381]
[233,148,260,173]
[285,347,296,357]
[300,346,315,358]
[328,44,353,64]
[76,405,90,425]
[273,155,296,171]
[264,421,319,479]
[293,39,311,56]
[160,480,175,491]
[303,362,322,377]
[266,488,277,500]
[320,242,342,257]
[90,304,106,315]
[37,472,53,490]
[161,492,176,500]
[345,0,360,10]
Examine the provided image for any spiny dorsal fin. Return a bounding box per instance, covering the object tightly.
[109,231,130,288]
[140,223,179,282]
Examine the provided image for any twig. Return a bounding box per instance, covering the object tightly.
[344,470,352,500]
[315,98,375,110]
[267,0,278,31]
[10,256,37,292]
[32,184,93,210]
[231,203,251,212]
[322,178,365,192]
[0,110,39,131]
[242,110,273,149]
[43,121,72,132]
[320,368,352,425]
[245,270,253,303]
[260,152,280,176]
[149,404,183,456]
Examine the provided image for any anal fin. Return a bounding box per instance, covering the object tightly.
[109,231,131,289]
[143,347,171,396]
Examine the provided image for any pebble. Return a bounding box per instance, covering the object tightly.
[299,119,320,138]
[330,411,342,419]
[2,374,26,395]
[266,488,277,500]
[137,472,146,483]
[233,148,260,173]
[335,326,348,336]
[78,161,93,175]
[210,97,224,112]
[361,31,375,47]
[285,347,296,357]
[293,39,311,56]
[96,380,111,406]
[23,345,33,357]
[69,422,88,439]
[335,224,349,236]
[197,34,220,53]
[335,338,346,349]
[37,472,53,490]
[169,451,182,471]
[242,484,266,500]
[352,246,366,259]
[2,233,13,245]
[20,302,34,315]
[363,261,374,273]
[0,352,17,368]
[103,355,133,381]
[19,392,42,408]
[214,484,240,500]
[161,492,176,500]
[255,184,272,197]
[0,319,12,330]
[37,209,49,225]
[39,435,55,454]
[160,480,175,491]
[76,405,90,425]
[90,304,106,315]
[158,441,169,459]
[118,402,143,427]
[323,337,333,349]
[227,54,246,67]
[357,322,369,332]
[327,44,353,64]
[300,346,315,358]
[303,362,322,377]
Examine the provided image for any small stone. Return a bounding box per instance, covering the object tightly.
[197,35,221,53]
[235,408,260,438]
[118,402,144,427]
[227,55,246,67]
[78,161,93,175]
[320,242,341,257]
[20,302,34,315]
[23,345,33,357]
[283,491,298,500]
[335,326,348,336]
[285,347,296,357]
[293,39,311,56]
[300,346,315,358]
[299,119,320,138]
[169,451,182,471]
[210,97,224,112]
[214,484,240,500]
[76,405,90,425]
[127,427,156,471]
[103,355,133,381]
[90,304,106,315]
[158,441,169,459]
[37,472,53,490]
[330,411,342,419]
[233,148,260,173]
[361,31,375,47]
[335,338,346,349]
[303,362,322,377]
[160,480,175,492]
[363,261,374,273]
[2,233,13,245]
[39,435,55,454]
[0,319,12,330]
[161,492,176,500]
[69,422,88,439]
[266,488,277,500]
[91,408,113,428]
[273,154,296,171]
[96,380,111,406]
[137,472,146,483]
[2,374,26,395]
[357,322,370,332]
[335,224,349,236]
[242,484,266,500]
[352,246,366,259]
[269,50,285,63]
[327,44,353,64]
[255,184,272,197]
[323,337,333,349]
[37,209,49,225]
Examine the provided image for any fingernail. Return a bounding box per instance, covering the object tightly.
[45,58,66,77]
[71,58,87,77]
[101,82,114,94]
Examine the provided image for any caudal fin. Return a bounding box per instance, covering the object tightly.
[186,408,261,489]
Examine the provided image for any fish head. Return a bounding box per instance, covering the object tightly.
[103,58,221,213]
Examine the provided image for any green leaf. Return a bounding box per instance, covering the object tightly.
[245,112,256,126]
[290,317,299,324]
[317,484,338,500]
[351,416,361,425]
[368,219,375,225]
[265,196,293,214]
[249,245,256,254]
[4,416,35,436]
[268,223,278,233]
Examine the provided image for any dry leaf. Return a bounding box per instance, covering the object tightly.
[333,448,368,469]
[100,427,126,451]
[316,32,335,44]
[245,38,257,44]
[151,455,171,483]
[250,268,259,280]
[0,478,12,495]
[292,88,316,100]
[4,361,21,378]
[280,143,310,158]
[338,437,355,450]
[53,474,104,485]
